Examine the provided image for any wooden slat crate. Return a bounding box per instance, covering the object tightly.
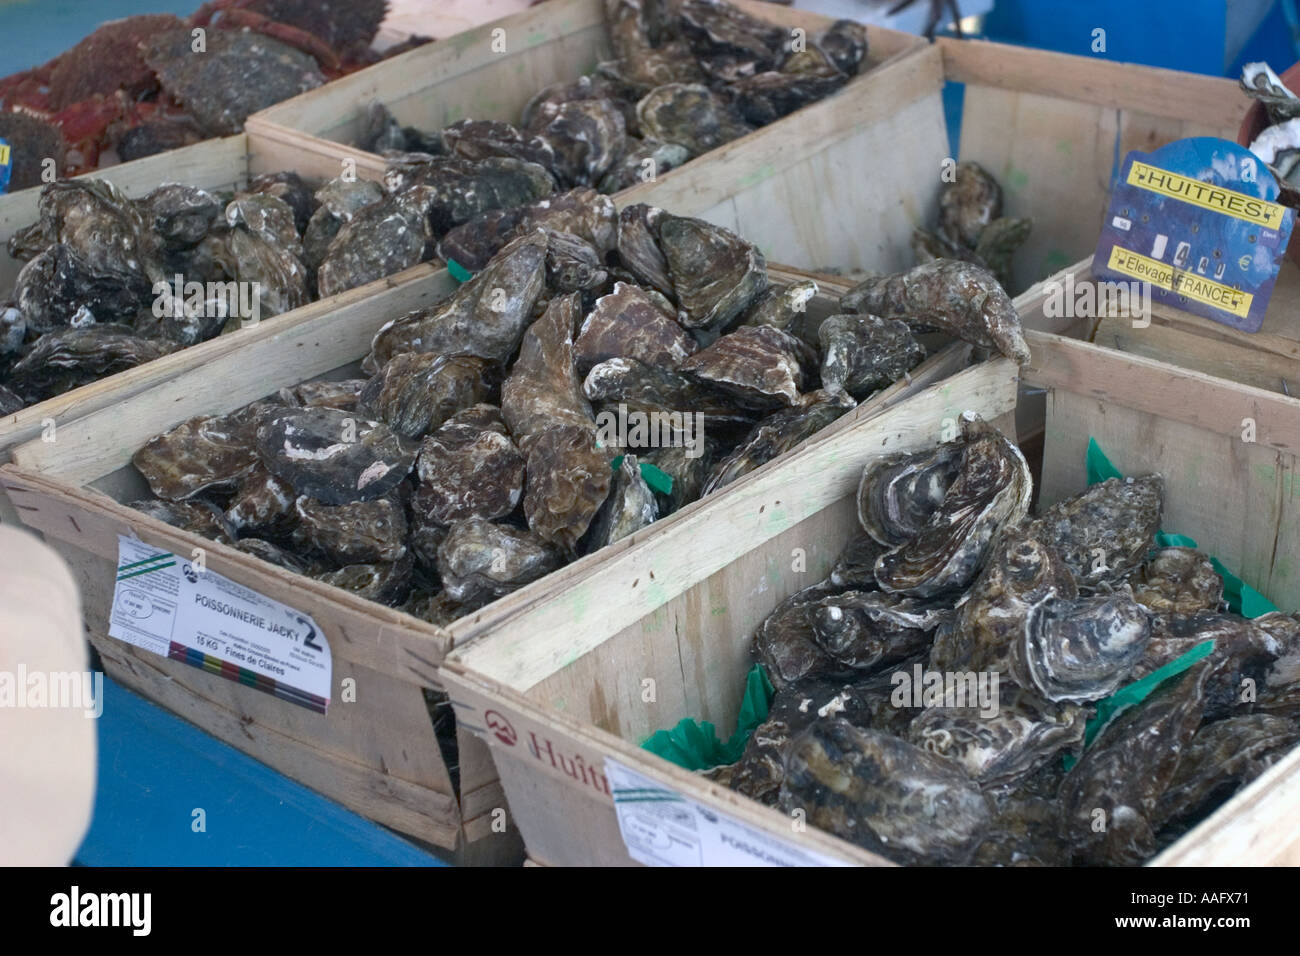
[245,0,941,274]
[0,265,983,861]
[0,134,447,527]
[439,326,1300,867]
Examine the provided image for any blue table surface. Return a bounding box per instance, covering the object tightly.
[76,677,445,867]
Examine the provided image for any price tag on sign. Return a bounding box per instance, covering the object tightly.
[108,536,332,712]
[605,758,852,866]
[0,138,12,195]
[1093,137,1294,333]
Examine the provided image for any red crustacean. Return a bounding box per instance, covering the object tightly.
[191,0,344,72]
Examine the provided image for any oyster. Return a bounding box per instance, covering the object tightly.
[780,719,993,865]
[523,424,613,551]
[436,519,563,603]
[639,441,711,514]
[127,498,234,542]
[753,581,849,688]
[1154,714,1298,832]
[441,119,558,172]
[502,292,596,450]
[616,203,675,298]
[1241,61,1300,124]
[679,0,785,81]
[224,465,297,537]
[938,160,1002,250]
[908,687,1086,788]
[972,216,1033,292]
[574,282,699,372]
[532,98,628,187]
[1133,547,1223,614]
[841,259,1031,365]
[13,244,152,333]
[635,84,755,156]
[367,231,547,368]
[1025,476,1163,590]
[1022,591,1151,703]
[139,184,222,250]
[436,188,616,273]
[739,280,819,334]
[583,356,759,432]
[142,28,325,137]
[302,179,386,272]
[134,413,260,501]
[231,538,312,575]
[254,406,416,505]
[810,590,948,673]
[357,353,496,440]
[857,443,963,548]
[583,454,659,550]
[1058,662,1212,865]
[819,313,925,398]
[819,19,869,76]
[703,389,855,493]
[294,494,409,564]
[27,180,160,280]
[598,139,691,193]
[242,171,319,237]
[387,155,556,235]
[680,326,809,408]
[974,791,1073,866]
[872,415,1032,598]
[731,48,849,126]
[830,532,887,591]
[316,555,414,607]
[413,413,526,525]
[278,379,366,411]
[543,230,609,293]
[315,186,436,298]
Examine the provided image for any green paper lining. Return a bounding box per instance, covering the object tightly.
[611,455,675,496]
[641,664,774,771]
[446,258,473,283]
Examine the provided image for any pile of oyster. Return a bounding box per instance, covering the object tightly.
[711,414,1300,865]
[1242,62,1300,197]
[125,196,1029,627]
[0,171,333,413]
[359,0,869,199]
[912,161,1031,292]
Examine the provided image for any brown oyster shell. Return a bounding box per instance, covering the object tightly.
[679,0,785,82]
[635,83,754,157]
[383,155,556,235]
[830,532,888,591]
[583,356,758,432]
[532,98,628,187]
[819,19,869,76]
[739,280,818,334]
[1022,590,1152,703]
[436,187,616,273]
[8,327,171,404]
[753,581,851,689]
[441,119,557,171]
[841,259,1031,365]
[254,406,416,505]
[139,183,222,250]
[938,160,1003,250]
[367,230,547,368]
[357,353,496,441]
[294,494,409,564]
[134,412,260,501]
[574,281,699,372]
[502,292,595,452]
[818,313,926,398]
[810,590,949,673]
[413,416,526,525]
[598,138,692,193]
[128,498,234,542]
[582,453,659,551]
[523,424,613,551]
[13,244,153,334]
[315,186,435,298]
[543,230,609,293]
[437,518,563,603]
[780,719,993,865]
[302,179,386,272]
[731,49,848,126]
[29,179,160,281]
[1025,476,1164,591]
[616,203,675,298]
[278,379,367,411]
[224,465,297,537]
[657,212,769,329]
[1133,547,1223,614]
[679,325,808,408]
[315,555,414,607]
[856,436,964,548]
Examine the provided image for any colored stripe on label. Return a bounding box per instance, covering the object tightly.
[1106,245,1253,318]
[1127,161,1287,229]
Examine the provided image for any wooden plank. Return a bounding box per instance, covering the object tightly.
[1022,329,1300,454]
[939,37,1249,130]
[451,357,1019,689]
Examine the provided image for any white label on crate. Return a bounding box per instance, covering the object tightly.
[605,758,851,867]
[108,536,331,713]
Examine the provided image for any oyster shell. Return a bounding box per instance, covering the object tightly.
[972,216,1033,291]
[316,555,414,607]
[357,353,496,440]
[731,48,848,126]
[367,231,547,367]
[436,518,563,603]
[615,204,674,297]
[139,184,222,250]
[819,19,869,76]
[27,180,160,280]
[703,389,855,493]
[436,188,616,273]
[502,292,596,451]
[13,244,152,333]
[679,0,785,82]
[680,325,809,408]
[413,414,526,524]
[598,138,691,193]
[233,538,312,574]
[739,280,818,334]
[134,412,260,501]
[830,532,888,591]
[294,494,409,564]
[1058,662,1212,865]
[841,259,1031,365]
[1025,476,1163,590]
[754,581,849,688]
[582,453,659,550]
[254,407,416,505]
[780,719,993,865]
[938,160,1002,250]
[872,415,1032,598]
[1241,61,1300,124]
[811,590,948,673]
[574,281,699,372]
[974,791,1073,866]
[278,379,366,411]
[908,687,1086,788]
[386,155,556,235]
[224,465,297,537]
[583,356,759,432]
[1022,591,1151,703]
[657,212,769,329]
[441,119,558,172]
[128,498,234,542]
[543,230,609,293]
[635,84,754,157]
[523,424,613,551]
[532,98,628,187]
[1133,547,1223,614]
[818,313,925,398]
[302,179,386,272]
[315,186,435,298]
[242,171,318,237]
[857,442,963,547]
[639,441,711,514]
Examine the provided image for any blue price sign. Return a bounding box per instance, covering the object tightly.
[0,138,12,195]
[1093,137,1294,333]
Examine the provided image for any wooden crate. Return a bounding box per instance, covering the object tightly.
[0,265,981,860]
[439,326,1300,867]
[0,134,446,527]
[245,0,941,274]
